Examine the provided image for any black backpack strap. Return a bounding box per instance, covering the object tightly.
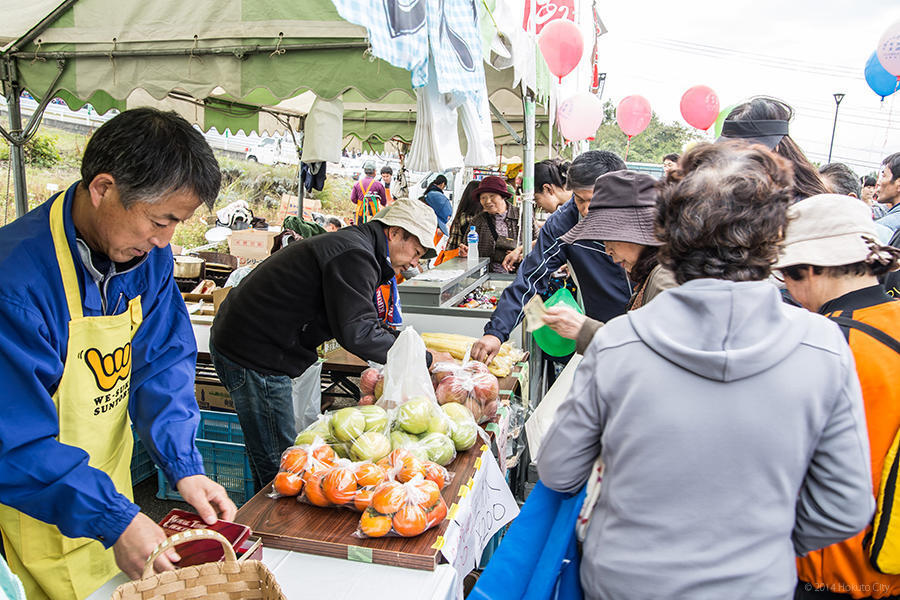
[829,316,900,355]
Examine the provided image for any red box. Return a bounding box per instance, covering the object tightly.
[158,509,253,567]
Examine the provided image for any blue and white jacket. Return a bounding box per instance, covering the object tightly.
[0,183,203,547]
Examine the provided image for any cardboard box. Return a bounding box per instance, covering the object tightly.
[228,229,279,260]
[195,382,234,411]
[183,287,231,316]
[276,193,299,223]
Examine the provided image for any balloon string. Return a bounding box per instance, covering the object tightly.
[624,136,631,162]
[884,95,895,153]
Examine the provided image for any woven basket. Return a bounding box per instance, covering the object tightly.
[111,529,285,600]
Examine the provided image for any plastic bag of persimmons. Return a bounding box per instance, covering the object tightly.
[270,441,451,537]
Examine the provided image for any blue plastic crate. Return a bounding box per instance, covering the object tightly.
[156,411,253,506]
[130,426,155,485]
[156,439,254,506]
[197,410,244,444]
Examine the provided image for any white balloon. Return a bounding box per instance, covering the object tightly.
[877,19,900,77]
[557,93,604,142]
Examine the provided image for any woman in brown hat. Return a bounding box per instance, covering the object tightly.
[541,169,677,353]
[463,175,536,273]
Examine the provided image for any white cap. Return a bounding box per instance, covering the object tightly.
[372,198,438,259]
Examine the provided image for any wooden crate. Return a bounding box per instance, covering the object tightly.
[234,445,481,570]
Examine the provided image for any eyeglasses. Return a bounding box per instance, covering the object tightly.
[771,270,785,283]
[573,191,593,205]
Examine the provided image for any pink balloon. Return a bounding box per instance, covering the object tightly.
[616,95,651,137]
[680,85,720,130]
[557,93,604,142]
[877,19,900,77]
[538,20,584,82]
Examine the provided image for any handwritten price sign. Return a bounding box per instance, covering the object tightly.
[440,447,519,598]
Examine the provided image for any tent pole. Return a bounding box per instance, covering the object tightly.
[521,91,537,410]
[5,83,28,218]
[521,93,534,258]
[1,58,65,218]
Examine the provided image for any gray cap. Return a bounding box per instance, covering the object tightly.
[372,198,438,259]
[363,161,376,174]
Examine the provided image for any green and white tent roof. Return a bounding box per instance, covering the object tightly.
[2,0,548,149]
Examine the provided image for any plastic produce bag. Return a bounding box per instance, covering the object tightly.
[433,360,500,423]
[358,363,383,405]
[355,467,449,538]
[294,406,391,463]
[377,327,437,410]
[389,399,481,464]
[292,360,324,433]
[300,458,389,511]
[268,437,337,498]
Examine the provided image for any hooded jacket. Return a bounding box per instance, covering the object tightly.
[538,278,875,600]
[211,222,400,378]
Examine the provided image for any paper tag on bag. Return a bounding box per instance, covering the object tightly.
[523,294,548,332]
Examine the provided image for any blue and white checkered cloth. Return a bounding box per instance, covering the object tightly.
[332,0,487,106]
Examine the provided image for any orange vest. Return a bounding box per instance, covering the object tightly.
[796,301,900,598]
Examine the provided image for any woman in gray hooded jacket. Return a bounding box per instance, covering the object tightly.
[537,142,874,600]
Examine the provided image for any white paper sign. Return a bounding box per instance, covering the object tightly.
[440,447,519,598]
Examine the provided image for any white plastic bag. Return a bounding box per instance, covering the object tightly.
[525,354,582,459]
[377,327,437,410]
[292,360,324,433]
[300,97,344,164]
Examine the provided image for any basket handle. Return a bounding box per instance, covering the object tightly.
[141,529,237,579]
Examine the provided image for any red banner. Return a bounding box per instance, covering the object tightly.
[523,0,575,34]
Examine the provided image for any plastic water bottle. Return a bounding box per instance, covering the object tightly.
[466,226,479,269]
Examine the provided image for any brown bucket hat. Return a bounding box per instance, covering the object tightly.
[560,170,661,246]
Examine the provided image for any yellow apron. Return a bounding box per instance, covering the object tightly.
[355,178,379,224]
[0,193,143,600]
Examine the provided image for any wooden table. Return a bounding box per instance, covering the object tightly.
[320,348,369,404]
[234,445,481,571]
[321,347,369,373]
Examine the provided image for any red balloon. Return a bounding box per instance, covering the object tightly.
[680,85,720,130]
[538,20,584,82]
[616,95,652,137]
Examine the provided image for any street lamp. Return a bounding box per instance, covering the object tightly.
[827,93,845,163]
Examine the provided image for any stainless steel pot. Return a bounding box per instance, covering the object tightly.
[173,255,204,278]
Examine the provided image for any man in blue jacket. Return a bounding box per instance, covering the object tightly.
[0,108,236,599]
[471,151,632,363]
[875,152,900,232]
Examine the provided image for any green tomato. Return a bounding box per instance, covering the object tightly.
[330,407,366,442]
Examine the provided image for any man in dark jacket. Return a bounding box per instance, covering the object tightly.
[210,198,448,490]
[471,151,631,363]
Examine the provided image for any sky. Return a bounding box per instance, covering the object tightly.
[579,0,900,176]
